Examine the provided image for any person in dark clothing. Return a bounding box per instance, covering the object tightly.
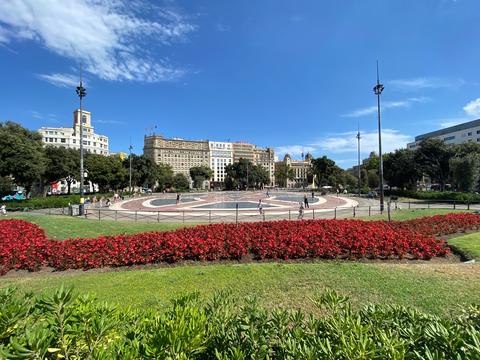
[311,191,315,199]
[304,194,309,208]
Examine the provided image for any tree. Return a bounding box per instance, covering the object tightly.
[224,159,268,190]
[43,146,80,195]
[189,166,213,189]
[85,154,128,192]
[0,176,14,196]
[155,163,174,191]
[0,122,46,195]
[450,154,480,192]
[124,154,165,190]
[274,163,295,187]
[414,139,453,191]
[310,156,343,188]
[173,173,190,191]
[383,149,421,190]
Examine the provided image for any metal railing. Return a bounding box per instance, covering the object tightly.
[23,200,480,224]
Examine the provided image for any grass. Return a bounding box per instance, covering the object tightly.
[0,262,478,316]
[448,233,480,260]
[365,208,471,221]
[4,214,193,240]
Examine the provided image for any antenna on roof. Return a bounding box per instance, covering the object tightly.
[301,146,304,160]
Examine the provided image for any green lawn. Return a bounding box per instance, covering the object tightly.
[365,208,470,221]
[0,262,478,316]
[5,214,193,240]
[448,232,480,259]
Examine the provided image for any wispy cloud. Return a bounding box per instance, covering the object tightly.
[0,0,196,83]
[389,77,465,91]
[463,98,480,117]
[312,129,412,154]
[36,73,81,88]
[215,23,230,32]
[275,145,316,159]
[31,111,59,123]
[343,97,430,118]
[95,119,126,125]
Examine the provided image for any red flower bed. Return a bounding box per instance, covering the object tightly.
[1,213,479,273]
[0,219,51,274]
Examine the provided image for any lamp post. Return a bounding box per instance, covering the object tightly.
[76,73,87,215]
[373,61,385,212]
[129,143,133,193]
[356,120,361,197]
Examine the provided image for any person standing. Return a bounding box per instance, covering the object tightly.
[311,191,315,199]
[304,194,309,208]
[176,193,180,205]
[0,203,6,216]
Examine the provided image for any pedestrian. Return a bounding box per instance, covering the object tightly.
[92,196,98,206]
[0,203,6,216]
[105,198,111,207]
[257,199,264,215]
[176,193,180,205]
[311,191,315,199]
[298,202,304,219]
[304,194,309,208]
[336,188,339,197]
[266,190,270,198]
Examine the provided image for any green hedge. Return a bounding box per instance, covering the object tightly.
[385,189,480,203]
[0,287,479,359]
[3,193,118,211]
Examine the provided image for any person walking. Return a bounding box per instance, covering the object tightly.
[298,202,304,219]
[304,194,309,208]
[176,193,180,205]
[0,203,6,216]
[257,199,264,215]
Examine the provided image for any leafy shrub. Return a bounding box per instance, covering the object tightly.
[386,189,480,202]
[0,287,479,359]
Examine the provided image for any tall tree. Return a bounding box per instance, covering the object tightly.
[0,122,46,195]
[189,166,213,189]
[173,173,190,191]
[274,163,295,187]
[85,154,128,192]
[224,159,268,190]
[155,163,174,191]
[43,146,80,195]
[414,139,453,191]
[310,156,343,188]
[383,149,421,190]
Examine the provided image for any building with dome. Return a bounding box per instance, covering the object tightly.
[275,153,313,188]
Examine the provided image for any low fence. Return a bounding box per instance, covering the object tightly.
[26,200,480,224]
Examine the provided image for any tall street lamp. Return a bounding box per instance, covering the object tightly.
[356,120,361,197]
[373,61,385,212]
[76,72,87,215]
[129,143,133,193]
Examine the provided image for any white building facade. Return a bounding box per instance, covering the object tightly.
[39,110,109,155]
[407,119,480,150]
[209,141,233,183]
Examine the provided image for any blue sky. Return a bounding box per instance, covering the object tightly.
[0,0,479,168]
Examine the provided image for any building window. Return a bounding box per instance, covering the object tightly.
[444,136,455,141]
[61,138,66,143]
[468,132,473,136]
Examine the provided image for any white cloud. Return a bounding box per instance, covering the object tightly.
[31,110,58,122]
[343,97,430,118]
[275,145,316,159]
[463,98,480,117]
[312,129,412,154]
[36,73,81,88]
[0,0,195,83]
[389,77,465,90]
[96,119,126,125]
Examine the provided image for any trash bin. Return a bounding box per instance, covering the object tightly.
[69,205,80,216]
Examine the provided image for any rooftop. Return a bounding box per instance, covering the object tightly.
[415,118,480,141]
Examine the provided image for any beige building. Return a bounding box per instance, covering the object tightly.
[254,147,275,186]
[39,109,109,155]
[232,142,255,162]
[275,153,313,188]
[144,135,210,177]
